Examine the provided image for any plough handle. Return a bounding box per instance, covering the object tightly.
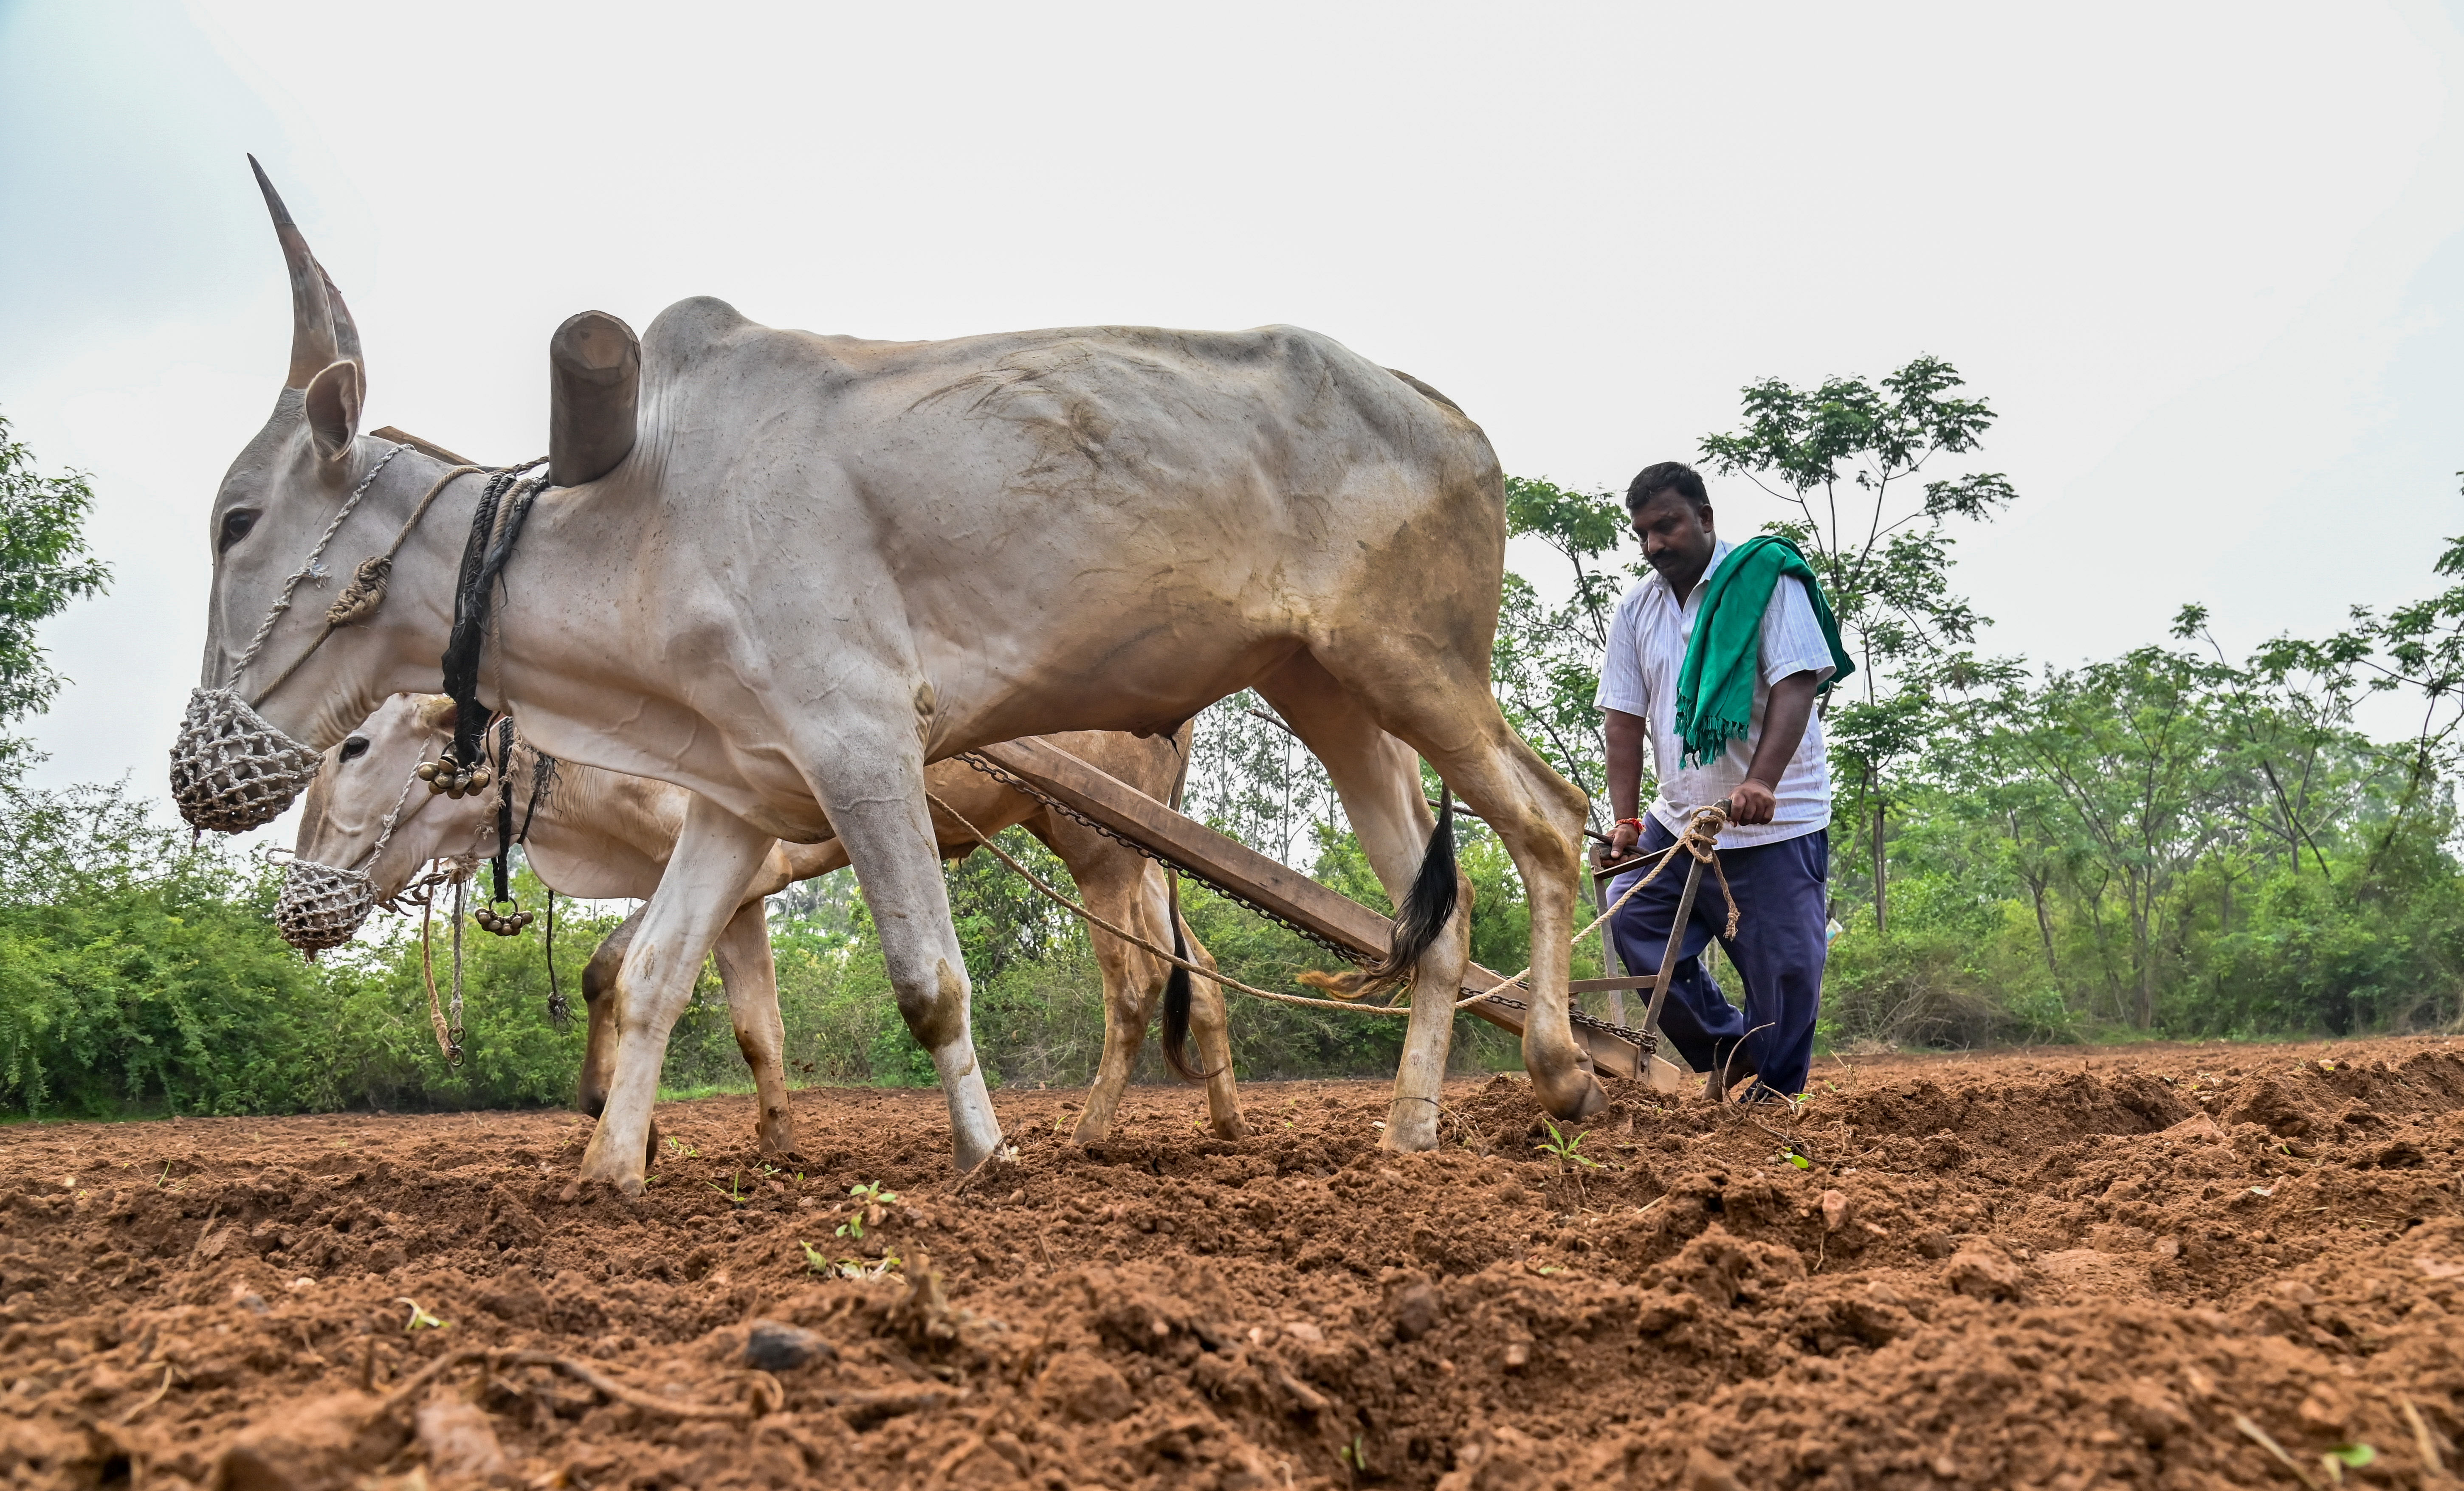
[1635,797,1728,1044]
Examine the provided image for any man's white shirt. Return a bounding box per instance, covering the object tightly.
[1594,537,1838,849]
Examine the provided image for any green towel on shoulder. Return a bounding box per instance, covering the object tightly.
[1673,535,1855,769]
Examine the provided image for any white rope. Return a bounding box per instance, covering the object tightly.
[1456,804,1734,1009]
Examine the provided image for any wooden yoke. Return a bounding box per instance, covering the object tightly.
[973,737,1686,1092]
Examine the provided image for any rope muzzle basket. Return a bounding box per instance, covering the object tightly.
[272,857,377,952]
[169,687,324,833]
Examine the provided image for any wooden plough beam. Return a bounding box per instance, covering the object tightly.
[973,737,1687,1092]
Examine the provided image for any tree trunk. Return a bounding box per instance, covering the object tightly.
[2030,880,2058,976]
[2130,895,2154,1029]
[1871,801,1888,935]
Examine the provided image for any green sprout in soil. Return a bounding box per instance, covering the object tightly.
[665,1136,699,1159]
[801,1238,902,1280]
[1535,1118,1601,1170]
[837,1181,901,1241]
[395,1297,449,1333]
[708,1169,750,1206]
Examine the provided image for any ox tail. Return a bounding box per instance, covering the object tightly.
[1297,790,1458,1001]
[1159,873,1209,1081]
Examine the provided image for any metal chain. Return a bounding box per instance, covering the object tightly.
[953,751,1372,967]
[952,748,1666,1055]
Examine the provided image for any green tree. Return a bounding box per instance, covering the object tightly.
[1495,476,1630,827]
[0,412,110,774]
[2351,525,2464,876]
[1697,357,2018,931]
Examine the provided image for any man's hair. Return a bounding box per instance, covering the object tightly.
[1626,461,1708,512]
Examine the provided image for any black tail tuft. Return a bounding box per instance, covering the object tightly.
[1159,875,1209,1081]
[1363,789,1459,990]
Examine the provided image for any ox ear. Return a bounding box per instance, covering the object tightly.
[550,311,640,487]
[303,358,363,461]
[414,695,459,734]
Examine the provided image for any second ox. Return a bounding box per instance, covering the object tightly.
[279,694,1243,1152]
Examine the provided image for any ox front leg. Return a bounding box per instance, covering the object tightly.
[576,910,661,1166]
[711,899,799,1160]
[571,798,775,1198]
[820,755,1004,1173]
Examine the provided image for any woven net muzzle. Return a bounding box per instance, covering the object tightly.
[169,687,324,833]
[273,858,377,952]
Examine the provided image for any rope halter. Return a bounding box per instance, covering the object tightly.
[172,444,497,835]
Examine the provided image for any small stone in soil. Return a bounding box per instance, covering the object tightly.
[744,1319,836,1371]
[1393,1282,1441,1341]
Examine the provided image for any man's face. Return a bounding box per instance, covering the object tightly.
[1630,491,1716,584]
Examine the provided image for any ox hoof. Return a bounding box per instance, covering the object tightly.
[1539,1073,1610,1123]
[1210,1113,1252,1141]
[1379,1102,1443,1153]
[560,1173,646,1204]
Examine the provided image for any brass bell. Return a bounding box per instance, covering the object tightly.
[468,767,493,792]
[415,762,440,782]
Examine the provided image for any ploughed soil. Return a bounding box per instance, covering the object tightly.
[4,1036,2463,1491]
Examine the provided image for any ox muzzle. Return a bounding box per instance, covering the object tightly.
[168,686,323,834]
[271,855,378,952]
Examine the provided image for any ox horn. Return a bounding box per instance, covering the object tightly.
[550,311,640,487]
[249,154,343,390]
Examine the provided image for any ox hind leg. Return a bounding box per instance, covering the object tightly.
[1288,644,1601,1129]
[806,734,1004,1172]
[1042,813,1246,1145]
[571,797,776,1197]
[1255,653,1474,1153]
[578,909,660,1168]
[710,898,798,1160]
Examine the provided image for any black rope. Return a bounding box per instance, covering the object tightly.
[439,462,546,775]
[491,715,516,906]
[543,888,566,1027]
[521,744,556,843]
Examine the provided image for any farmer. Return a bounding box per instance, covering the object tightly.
[1594,461,1852,1105]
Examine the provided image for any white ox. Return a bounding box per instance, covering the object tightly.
[184,161,1596,1192]
[284,694,1242,1150]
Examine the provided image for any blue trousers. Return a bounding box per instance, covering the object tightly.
[1604,818,1830,1097]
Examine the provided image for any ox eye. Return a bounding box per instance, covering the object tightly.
[339,737,370,762]
[217,509,259,553]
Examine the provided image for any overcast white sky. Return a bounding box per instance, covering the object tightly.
[3,0,2461,806]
